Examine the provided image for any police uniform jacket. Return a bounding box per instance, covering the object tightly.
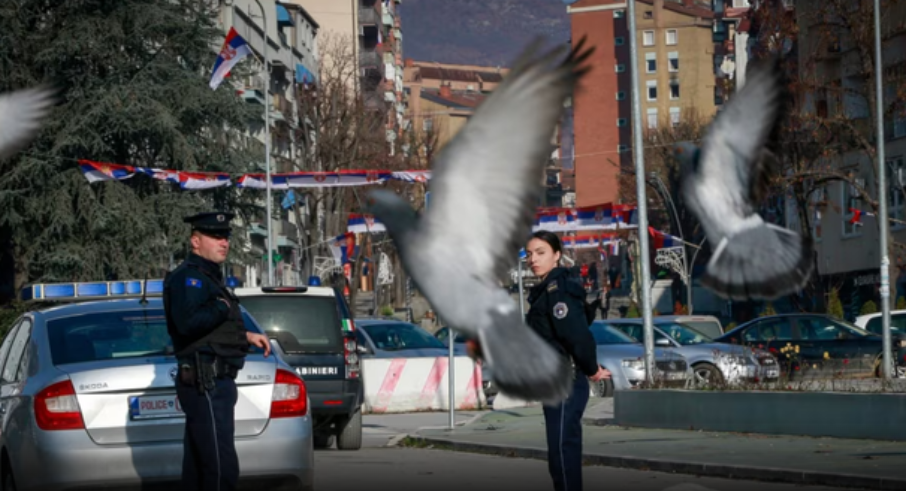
[164,252,249,362]
[526,266,599,377]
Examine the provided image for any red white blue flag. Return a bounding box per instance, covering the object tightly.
[79,160,136,182]
[347,214,385,234]
[210,27,252,90]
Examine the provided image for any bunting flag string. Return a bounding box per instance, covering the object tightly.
[78,160,432,189]
[532,203,638,231]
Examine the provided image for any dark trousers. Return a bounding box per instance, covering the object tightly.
[176,375,240,491]
[542,370,589,491]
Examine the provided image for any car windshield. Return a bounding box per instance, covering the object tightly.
[239,295,344,354]
[659,322,714,345]
[362,322,446,351]
[46,309,264,365]
[590,322,638,344]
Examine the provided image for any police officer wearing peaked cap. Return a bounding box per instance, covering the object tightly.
[164,211,271,491]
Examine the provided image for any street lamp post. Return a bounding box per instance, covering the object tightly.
[253,0,275,287]
[873,0,893,378]
[627,0,657,384]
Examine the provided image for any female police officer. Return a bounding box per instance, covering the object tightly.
[524,230,610,491]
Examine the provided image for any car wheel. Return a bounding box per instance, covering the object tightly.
[590,378,614,398]
[336,409,362,451]
[313,433,335,449]
[692,363,724,387]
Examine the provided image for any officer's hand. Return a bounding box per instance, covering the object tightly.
[246,332,272,357]
[589,365,612,382]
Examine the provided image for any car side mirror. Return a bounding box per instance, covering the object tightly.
[356,344,371,355]
[655,338,672,347]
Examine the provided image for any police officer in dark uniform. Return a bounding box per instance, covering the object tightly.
[163,211,271,491]
[524,230,611,491]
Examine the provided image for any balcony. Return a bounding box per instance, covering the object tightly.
[272,93,294,125]
[359,4,378,25]
[360,50,381,69]
[382,10,393,26]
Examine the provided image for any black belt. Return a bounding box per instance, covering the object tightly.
[177,352,239,394]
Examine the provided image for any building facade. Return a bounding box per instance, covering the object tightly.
[568,0,719,207]
[212,0,320,287]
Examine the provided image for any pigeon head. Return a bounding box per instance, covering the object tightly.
[672,141,700,176]
[364,189,419,241]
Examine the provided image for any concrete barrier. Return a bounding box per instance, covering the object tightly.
[362,356,486,414]
[615,389,906,441]
[490,392,539,410]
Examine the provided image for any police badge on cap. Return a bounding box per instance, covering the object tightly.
[184,211,235,238]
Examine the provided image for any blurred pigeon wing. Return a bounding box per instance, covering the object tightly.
[0,87,56,161]
[416,40,592,282]
[697,61,783,209]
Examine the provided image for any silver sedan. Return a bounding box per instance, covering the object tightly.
[1,291,313,491]
[604,318,780,387]
[589,321,693,396]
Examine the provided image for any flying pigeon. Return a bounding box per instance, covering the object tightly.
[675,58,814,301]
[366,38,594,404]
[0,86,56,161]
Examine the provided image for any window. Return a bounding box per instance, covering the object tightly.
[646,80,657,101]
[643,30,655,46]
[1,319,31,383]
[617,118,628,127]
[888,158,905,227]
[618,144,630,153]
[742,319,793,343]
[360,322,446,351]
[615,64,626,73]
[669,107,680,127]
[666,29,678,45]
[423,118,433,132]
[616,91,626,101]
[842,178,865,237]
[614,9,625,18]
[647,108,658,129]
[669,80,680,100]
[732,0,750,7]
[645,52,657,73]
[615,37,625,46]
[644,10,653,19]
[668,51,679,72]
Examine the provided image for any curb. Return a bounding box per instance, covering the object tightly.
[405,435,906,491]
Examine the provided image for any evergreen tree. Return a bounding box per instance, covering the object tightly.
[0,0,263,300]
[860,300,879,316]
[827,288,845,319]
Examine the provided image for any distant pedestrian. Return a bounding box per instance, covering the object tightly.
[524,230,611,491]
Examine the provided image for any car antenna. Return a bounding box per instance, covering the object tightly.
[139,273,149,305]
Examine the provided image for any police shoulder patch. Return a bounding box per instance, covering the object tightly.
[553,301,568,319]
[186,277,203,289]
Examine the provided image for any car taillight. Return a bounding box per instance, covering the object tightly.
[344,329,361,380]
[35,380,84,431]
[270,368,308,418]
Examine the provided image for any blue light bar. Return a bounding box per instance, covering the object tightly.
[19,279,166,302]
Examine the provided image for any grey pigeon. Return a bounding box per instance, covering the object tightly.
[0,86,56,161]
[366,38,594,404]
[675,59,813,300]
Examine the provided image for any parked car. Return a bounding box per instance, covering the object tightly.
[854,310,906,337]
[715,313,906,379]
[234,283,363,451]
[654,315,724,338]
[9,280,313,491]
[601,318,779,386]
[589,321,692,395]
[355,318,452,357]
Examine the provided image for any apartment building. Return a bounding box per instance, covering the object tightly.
[568,0,719,207]
[777,0,906,318]
[211,0,319,287]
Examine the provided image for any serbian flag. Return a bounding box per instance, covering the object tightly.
[648,226,681,249]
[849,208,875,226]
[347,213,385,233]
[210,28,252,90]
[79,160,136,183]
[390,171,431,183]
[178,171,232,190]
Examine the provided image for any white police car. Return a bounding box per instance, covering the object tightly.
[0,280,313,491]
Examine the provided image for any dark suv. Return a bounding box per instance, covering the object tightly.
[234,284,364,450]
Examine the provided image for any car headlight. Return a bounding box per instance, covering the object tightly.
[899,339,906,349]
[621,358,644,369]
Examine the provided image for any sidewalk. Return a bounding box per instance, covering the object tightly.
[407,399,906,491]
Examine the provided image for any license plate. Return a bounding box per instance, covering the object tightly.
[129,394,184,420]
[766,369,779,378]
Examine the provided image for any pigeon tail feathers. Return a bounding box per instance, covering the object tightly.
[701,219,814,301]
[478,305,573,405]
